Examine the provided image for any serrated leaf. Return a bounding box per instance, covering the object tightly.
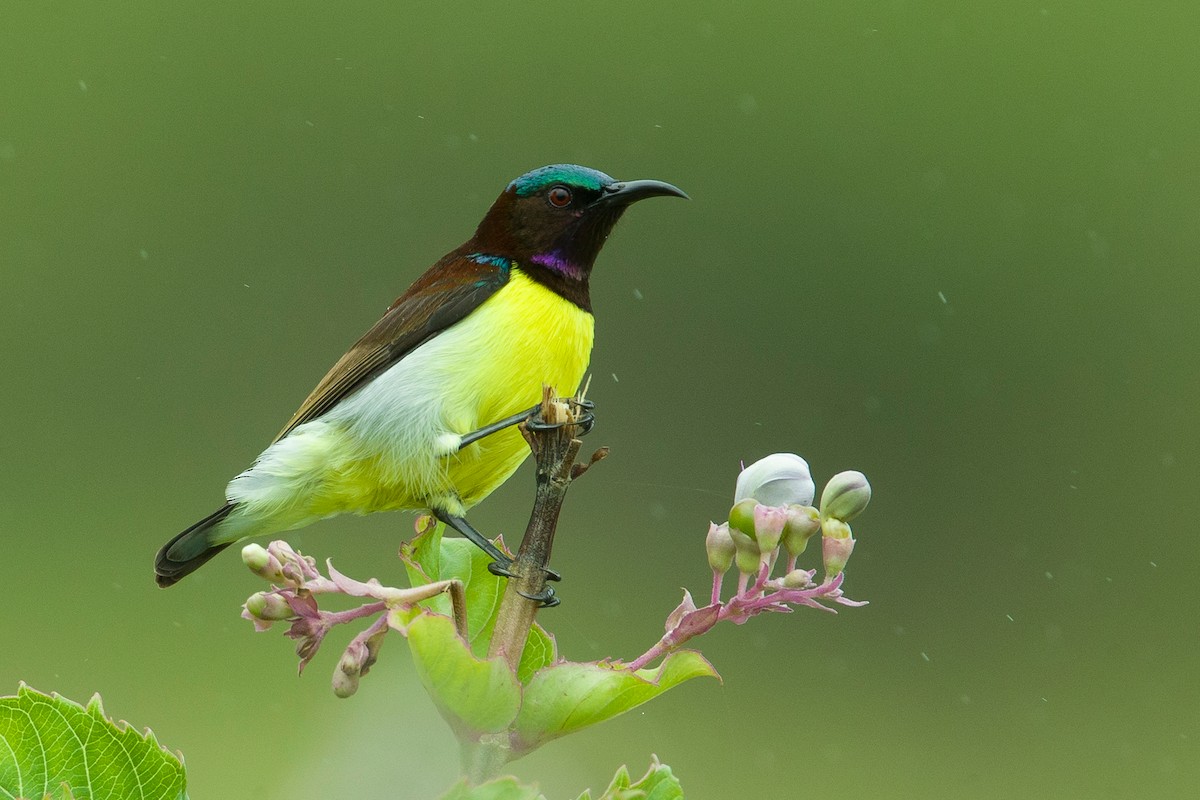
[577,758,684,800]
[513,652,718,756]
[0,684,186,800]
[407,613,522,740]
[619,759,683,800]
[402,523,557,680]
[438,776,545,800]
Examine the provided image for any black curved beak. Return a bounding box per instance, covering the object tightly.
[598,179,689,206]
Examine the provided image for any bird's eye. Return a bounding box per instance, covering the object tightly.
[547,185,573,208]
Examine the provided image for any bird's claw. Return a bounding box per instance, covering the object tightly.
[572,410,596,436]
[490,560,561,583]
[487,559,518,579]
[518,585,560,608]
[526,409,595,436]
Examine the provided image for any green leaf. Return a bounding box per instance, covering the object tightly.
[436,760,682,800]
[0,684,186,800]
[402,523,556,681]
[515,625,555,686]
[577,758,684,800]
[513,652,718,756]
[403,524,503,651]
[438,776,545,800]
[407,613,522,740]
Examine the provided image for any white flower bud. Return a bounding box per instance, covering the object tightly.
[735,453,815,507]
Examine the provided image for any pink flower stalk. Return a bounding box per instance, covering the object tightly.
[240,540,463,695]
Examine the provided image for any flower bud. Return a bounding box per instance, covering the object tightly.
[244,591,294,621]
[728,498,759,539]
[333,660,361,699]
[242,543,270,571]
[822,518,852,539]
[242,544,285,582]
[334,628,386,697]
[752,504,788,553]
[734,453,815,507]
[706,522,736,574]
[822,533,856,578]
[332,671,359,698]
[820,471,872,522]
[728,527,761,575]
[782,505,821,557]
[267,540,318,583]
[782,568,816,589]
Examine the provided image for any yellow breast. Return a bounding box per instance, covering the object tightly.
[439,267,594,507]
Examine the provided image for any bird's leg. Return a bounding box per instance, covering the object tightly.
[456,398,595,451]
[432,509,560,592]
[456,404,541,450]
[433,510,515,575]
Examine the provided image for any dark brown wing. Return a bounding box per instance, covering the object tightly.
[272,253,510,442]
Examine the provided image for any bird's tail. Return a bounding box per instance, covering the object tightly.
[155,504,237,587]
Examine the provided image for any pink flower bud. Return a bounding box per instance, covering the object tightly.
[267,540,319,584]
[706,522,736,574]
[752,504,788,553]
[333,663,360,698]
[822,533,856,578]
[333,641,367,698]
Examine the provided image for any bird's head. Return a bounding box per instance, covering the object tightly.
[471,164,687,288]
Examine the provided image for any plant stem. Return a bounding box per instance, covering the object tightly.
[488,387,598,672]
[463,734,512,786]
[464,387,605,784]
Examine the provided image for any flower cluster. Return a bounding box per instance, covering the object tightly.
[627,454,870,671]
[240,538,464,697]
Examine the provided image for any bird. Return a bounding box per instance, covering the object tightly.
[154,164,687,595]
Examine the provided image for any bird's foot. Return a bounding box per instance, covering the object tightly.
[486,560,562,605]
[487,558,518,579]
[518,585,560,608]
[526,402,595,436]
[487,560,561,583]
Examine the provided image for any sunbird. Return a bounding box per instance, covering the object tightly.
[155,164,686,596]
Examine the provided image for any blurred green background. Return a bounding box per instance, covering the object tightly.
[2,2,1197,798]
